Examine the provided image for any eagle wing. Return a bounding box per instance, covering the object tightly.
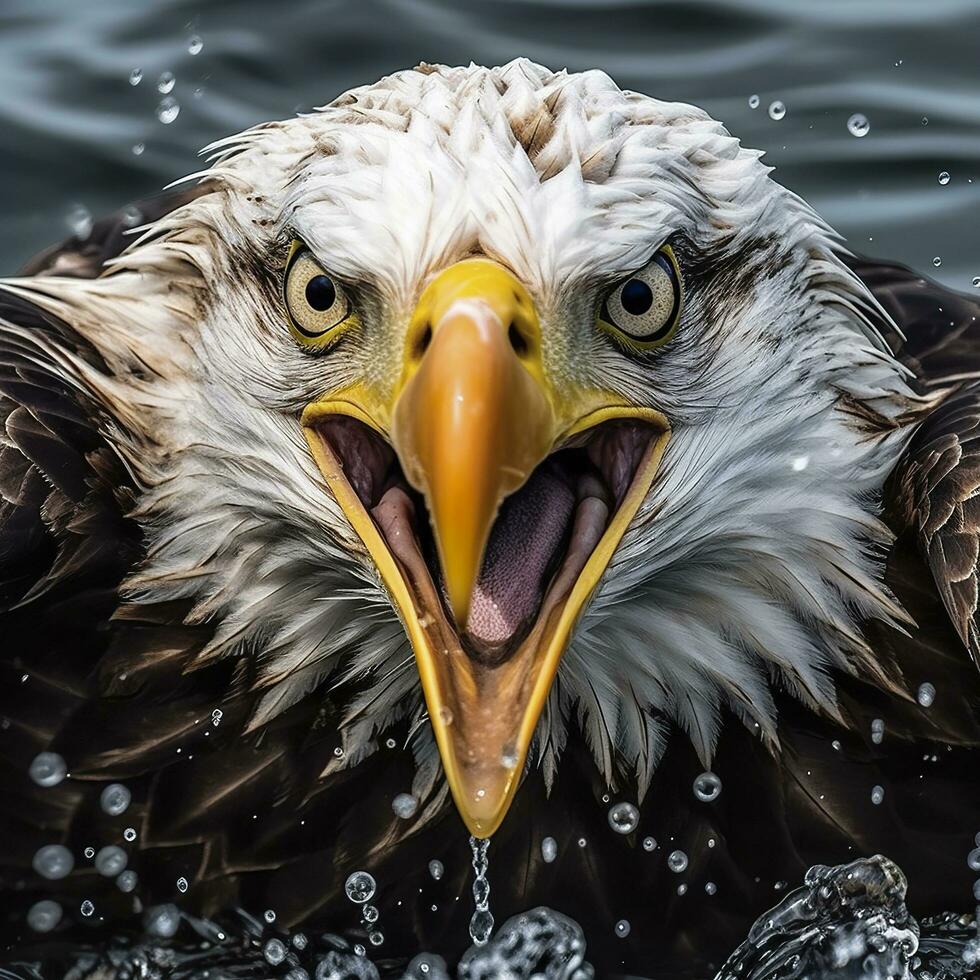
[848,256,980,673]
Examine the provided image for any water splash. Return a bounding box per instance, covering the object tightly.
[468,836,493,946]
[459,907,591,979]
[13,855,980,978]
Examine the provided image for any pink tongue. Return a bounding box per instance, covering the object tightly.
[462,467,576,656]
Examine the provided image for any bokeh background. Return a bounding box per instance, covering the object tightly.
[2,0,979,290]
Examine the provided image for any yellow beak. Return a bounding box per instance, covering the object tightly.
[302,259,670,837]
[391,261,555,626]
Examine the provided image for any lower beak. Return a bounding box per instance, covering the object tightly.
[303,259,670,837]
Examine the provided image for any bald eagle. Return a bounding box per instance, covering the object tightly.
[1,60,978,977]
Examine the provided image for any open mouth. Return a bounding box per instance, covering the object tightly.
[315,416,660,666]
[304,409,669,835]
[300,252,671,837]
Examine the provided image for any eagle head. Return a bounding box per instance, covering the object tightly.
[12,59,921,838]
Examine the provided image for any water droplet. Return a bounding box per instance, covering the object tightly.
[117,870,138,893]
[29,751,67,787]
[144,904,180,938]
[354,943,366,956]
[668,849,688,873]
[677,883,688,896]
[500,744,519,769]
[871,718,885,745]
[939,171,951,185]
[832,739,842,751]
[66,204,93,240]
[345,871,376,904]
[768,100,786,121]
[642,836,657,852]
[156,96,180,125]
[932,257,942,269]
[100,782,131,816]
[366,929,384,947]
[871,785,885,805]
[124,827,137,842]
[469,908,494,945]
[157,71,175,94]
[95,846,127,877]
[392,792,419,819]
[333,746,344,758]
[176,876,188,893]
[362,904,379,924]
[429,859,444,880]
[791,455,809,472]
[917,682,936,707]
[438,706,453,725]
[608,801,640,834]
[121,205,142,228]
[386,738,397,749]
[187,35,204,56]
[967,848,980,872]
[705,881,717,895]
[211,708,223,727]
[264,938,286,966]
[292,932,308,950]
[577,837,587,848]
[263,908,277,923]
[84,847,95,859]
[615,919,631,938]
[128,68,143,86]
[693,771,722,802]
[32,844,74,880]
[921,116,929,126]
[541,836,558,863]
[131,142,145,156]
[973,878,980,901]
[972,277,980,288]
[27,899,62,932]
[847,113,870,138]
[79,900,95,918]
[748,94,760,109]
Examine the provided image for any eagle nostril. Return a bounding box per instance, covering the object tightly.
[412,323,433,361]
[507,321,529,358]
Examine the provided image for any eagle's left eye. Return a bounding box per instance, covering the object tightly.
[283,243,353,345]
[600,244,682,350]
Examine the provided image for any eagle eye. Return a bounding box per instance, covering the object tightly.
[283,241,352,345]
[600,244,682,350]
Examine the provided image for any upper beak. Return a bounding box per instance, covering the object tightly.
[303,259,670,837]
[391,261,555,627]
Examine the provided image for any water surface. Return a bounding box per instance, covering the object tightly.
[2,0,979,289]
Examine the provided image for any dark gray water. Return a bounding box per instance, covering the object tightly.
[2,0,979,289]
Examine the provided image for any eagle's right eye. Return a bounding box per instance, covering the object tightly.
[283,241,353,346]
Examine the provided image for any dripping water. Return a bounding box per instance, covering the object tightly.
[468,836,493,946]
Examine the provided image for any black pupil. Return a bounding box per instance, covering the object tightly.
[305,275,336,312]
[620,278,654,316]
